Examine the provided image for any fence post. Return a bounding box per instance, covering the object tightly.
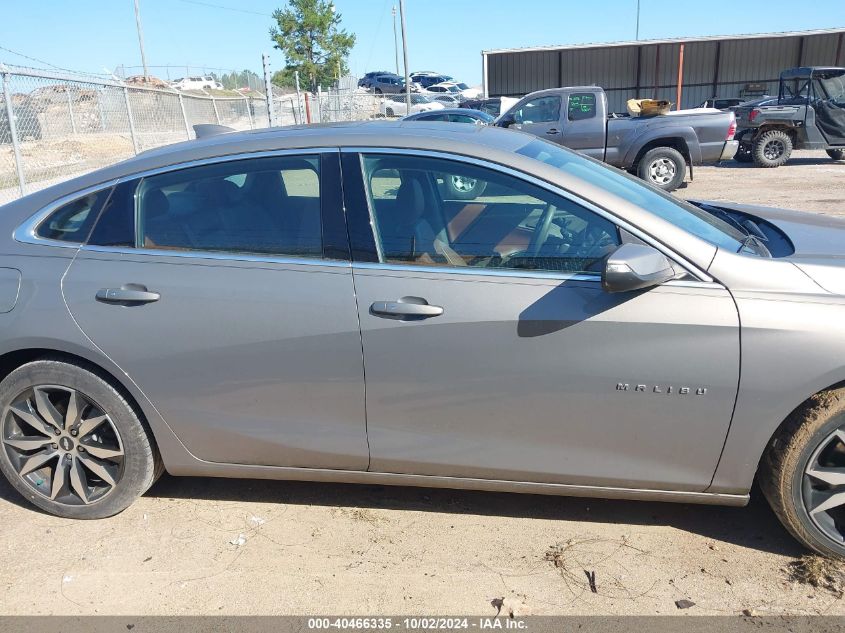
[211,97,221,124]
[262,53,275,127]
[97,89,107,131]
[244,97,254,129]
[2,72,26,196]
[123,86,139,154]
[66,87,77,135]
[178,93,191,138]
[316,86,322,123]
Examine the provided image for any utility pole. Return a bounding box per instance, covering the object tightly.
[635,0,641,40]
[399,0,411,111]
[392,6,400,76]
[134,0,149,81]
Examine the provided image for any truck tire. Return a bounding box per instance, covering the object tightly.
[636,147,686,191]
[441,175,488,200]
[826,149,845,161]
[752,130,792,167]
[760,387,845,559]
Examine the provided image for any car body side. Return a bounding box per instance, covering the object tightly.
[0,122,843,503]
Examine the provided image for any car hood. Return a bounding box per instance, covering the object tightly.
[700,201,845,294]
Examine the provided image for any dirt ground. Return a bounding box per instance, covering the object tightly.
[1,150,845,617]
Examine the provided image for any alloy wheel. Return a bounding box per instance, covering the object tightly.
[451,175,478,193]
[763,139,785,161]
[647,158,676,185]
[803,427,845,544]
[2,385,124,505]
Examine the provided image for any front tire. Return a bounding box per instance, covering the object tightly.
[636,147,686,191]
[826,149,845,161]
[752,130,792,167]
[760,388,845,558]
[442,174,488,200]
[0,359,160,519]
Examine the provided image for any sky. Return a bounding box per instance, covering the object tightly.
[2,0,845,87]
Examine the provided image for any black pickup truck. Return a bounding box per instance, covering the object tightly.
[495,86,738,191]
[734,66,845,167]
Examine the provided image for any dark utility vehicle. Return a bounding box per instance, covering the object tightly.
[495,86,738,192]
[734,67,845,167]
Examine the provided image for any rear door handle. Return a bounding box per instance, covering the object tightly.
[370,297,443,320]
[96,287,160,304]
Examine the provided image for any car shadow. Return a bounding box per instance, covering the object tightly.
[0,470,801,557]
[715,157,839,169]
[138,475,801,558]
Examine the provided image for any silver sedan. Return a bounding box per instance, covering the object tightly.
[1,122,845,558]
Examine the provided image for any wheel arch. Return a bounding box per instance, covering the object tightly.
[629,137,692,172]
[0,343,188,472]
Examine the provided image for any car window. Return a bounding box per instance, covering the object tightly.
[89,156,324,257]
[516,138,750,253]
[36,188,110,243]
[568,93,597,121]
[361,154,620,274]
[448,114,479,124]
[513,96,560,124]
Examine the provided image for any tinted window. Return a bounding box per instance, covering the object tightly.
[568,93,597,120]
[36,189,109,243]
[516,138,749,253]
[88,181,135,247]
[361,154,620,274]
[131,156,322,257]
[513,96,560,124]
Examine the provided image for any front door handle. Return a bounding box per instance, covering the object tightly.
[370,297,443,320]
[546,128,560,135]
[96,286,160,304]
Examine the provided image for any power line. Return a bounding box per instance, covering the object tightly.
[0,44,111,79]
[175,0,272,17]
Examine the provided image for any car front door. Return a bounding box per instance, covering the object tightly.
[511,95,563,143]
[61,151,369,470]
[343,150,739,491]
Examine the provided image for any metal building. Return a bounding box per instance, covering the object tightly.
[482,28,845,111]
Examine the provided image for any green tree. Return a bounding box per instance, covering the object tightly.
[269,0,356,91]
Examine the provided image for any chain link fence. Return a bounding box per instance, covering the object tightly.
[0,68,441,205]
[0,66,267,205]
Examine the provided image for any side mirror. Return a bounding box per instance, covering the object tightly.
[602,243,676,293]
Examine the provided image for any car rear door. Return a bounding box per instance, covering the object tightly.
[61,151,369,470]
[342,149,739,492]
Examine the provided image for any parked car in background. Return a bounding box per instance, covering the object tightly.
[410,72,452,89]
[379,94,444,117]
[696,98,744,110]
[734,66,845,166]
[359,73,406,94]
[358,71,393,88]
[431,95,462,107]
[171,76,222,91]
[6,122,845,560]
[401,108,493,124]
[425,82,468,101]
[461,97,520,118]
[495,86,738,191]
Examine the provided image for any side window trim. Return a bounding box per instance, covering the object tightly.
[79,148,349,265]
[339,147,711,282]
[14,179,120,249]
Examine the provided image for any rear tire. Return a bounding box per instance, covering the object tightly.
[0,359,160,519]
[636,147,686,191]
[752,130,792,167]
[826,149,845,161]
[441,175,488,200]
[760,388,845,558]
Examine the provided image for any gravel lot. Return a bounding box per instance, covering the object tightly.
[1,150,844,617]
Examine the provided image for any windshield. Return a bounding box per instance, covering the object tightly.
[515,138,760,255]
[456,83,469,90]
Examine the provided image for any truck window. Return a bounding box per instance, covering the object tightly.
[568,93,597,120]
[513,96,560,124]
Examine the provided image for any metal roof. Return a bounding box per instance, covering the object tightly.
[482,27,845,56]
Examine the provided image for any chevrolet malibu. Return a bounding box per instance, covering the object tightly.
[1,122,845,558]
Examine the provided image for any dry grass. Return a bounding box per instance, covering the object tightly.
[788,555,845,594]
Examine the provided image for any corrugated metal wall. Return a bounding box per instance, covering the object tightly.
[486,31,845,112]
